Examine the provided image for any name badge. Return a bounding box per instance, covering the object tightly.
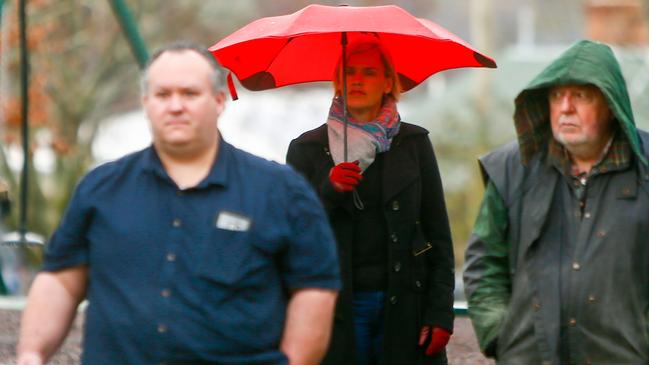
[215,211,251,232]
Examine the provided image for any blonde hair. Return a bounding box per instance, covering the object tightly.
[332,36,401,101]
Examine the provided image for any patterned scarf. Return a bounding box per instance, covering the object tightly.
[326,96,401,171]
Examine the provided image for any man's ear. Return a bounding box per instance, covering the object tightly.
[214,90,226,114]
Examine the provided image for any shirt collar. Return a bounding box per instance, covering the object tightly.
[141,135,231,188]
[547,128,631,177]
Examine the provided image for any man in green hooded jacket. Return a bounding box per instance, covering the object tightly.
[463,40,649,364]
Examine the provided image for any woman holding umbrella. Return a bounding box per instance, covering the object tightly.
[286,36,455,365]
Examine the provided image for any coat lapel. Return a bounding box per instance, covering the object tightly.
[519,162,559,259]
[381,134,419,205]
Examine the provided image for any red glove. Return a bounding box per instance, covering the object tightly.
[418,325,451,356]
[329,161,362,192]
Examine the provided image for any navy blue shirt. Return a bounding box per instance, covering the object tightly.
[44,138,341,365]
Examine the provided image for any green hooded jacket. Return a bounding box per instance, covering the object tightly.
[464,40,649,364]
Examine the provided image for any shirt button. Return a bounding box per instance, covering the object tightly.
[569,318,577,327]
[166,253,176,262]
[172,218,182,227]
[389,296,398,304]
[584,212,591,219]
[393,262,401,272]
[161,289,171,297]
[572,262,581,271]
[158,324,167,333]
[392,200,400,211]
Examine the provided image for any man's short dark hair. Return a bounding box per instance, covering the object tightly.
[140,41,226,95]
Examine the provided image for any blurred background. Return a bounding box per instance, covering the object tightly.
[1,0,649,295]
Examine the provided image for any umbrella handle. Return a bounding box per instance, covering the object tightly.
[341,32,348,162]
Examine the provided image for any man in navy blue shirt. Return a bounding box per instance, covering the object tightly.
[17,42,341,365]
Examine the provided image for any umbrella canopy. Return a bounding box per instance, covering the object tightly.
[210,4,496,93]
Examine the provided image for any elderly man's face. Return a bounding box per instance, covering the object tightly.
[549,85,613,155]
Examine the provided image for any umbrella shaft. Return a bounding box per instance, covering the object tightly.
[341,32,348,162]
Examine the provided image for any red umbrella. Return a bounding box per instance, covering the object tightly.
[210,4,496,161]
[210,4,496,94]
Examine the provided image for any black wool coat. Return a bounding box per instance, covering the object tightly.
[286,123,454,365]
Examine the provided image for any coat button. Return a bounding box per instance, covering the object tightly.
[393,262,401,272]
[415,280,422,288]
[584,212,591,219]
[532,302,541,311]
[569,318,577,327]
[392,200,400,211]
[572,262,581,271]
[596,230,606,238]
[390,296,398,304]
[587,295,596,303]
[172,218,182,227]
[390,233,398,243]
[158,324,168,333]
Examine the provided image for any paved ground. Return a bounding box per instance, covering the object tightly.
[0,308,494,364]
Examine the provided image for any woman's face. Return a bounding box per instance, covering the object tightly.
[343,49,393,120]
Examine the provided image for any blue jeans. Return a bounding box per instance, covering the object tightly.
[352,291,385,365]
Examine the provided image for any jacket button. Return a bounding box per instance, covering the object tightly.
[587,295,596,303]
[572,262,581,271]
[390,233,398,243]
[390,296,398,304]
[569,318,577,327]
[393,262,401,272]
[415,280,422,288]
[392,200,400,211]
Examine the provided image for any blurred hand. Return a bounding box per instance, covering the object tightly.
[329,161,362,192]
[418,325,451,356]
[17,352,44,365]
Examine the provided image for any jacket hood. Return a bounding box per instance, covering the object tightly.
[513,39,646,165]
